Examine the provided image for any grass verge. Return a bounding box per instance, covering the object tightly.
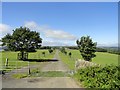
[12,73,28,79]
[30,68,69,77]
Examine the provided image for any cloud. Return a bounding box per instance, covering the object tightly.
[42,40,70,46]
[24,21,37,29]
[0,24,11,33]
[24,21,77,40]
[0,24,12,40]
[44,30,76,40]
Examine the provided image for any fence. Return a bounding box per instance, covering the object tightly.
[2,59,31,74]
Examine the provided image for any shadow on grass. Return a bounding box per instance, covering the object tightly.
[23,59,59,62]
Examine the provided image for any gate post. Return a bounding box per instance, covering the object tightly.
[28,61,31,75]
[5,58,8,68]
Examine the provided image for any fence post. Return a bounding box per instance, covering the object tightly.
[28,61,31,75]
[16,61,18,73]
[5,58,8,68]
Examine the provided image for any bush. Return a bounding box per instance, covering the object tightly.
[74,65,120,88]
[69,52,72,57]
[42,52,45,57]
[48,48,53,53]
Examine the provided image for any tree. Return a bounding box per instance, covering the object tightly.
[61,47,66,53]
[69,52,72,57]
[76,36,97,61]
[42,52,45,57]
[1,27,42,60]
[64,51,67,55]
[48,48,53,53]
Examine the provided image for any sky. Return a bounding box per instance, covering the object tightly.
[0,2,118,46]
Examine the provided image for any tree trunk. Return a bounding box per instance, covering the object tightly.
[21,51,24,60]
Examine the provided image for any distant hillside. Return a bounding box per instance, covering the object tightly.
[99,46,118,51]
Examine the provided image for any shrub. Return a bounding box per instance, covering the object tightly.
[74,65,120,88]
[48,48,53,53]
[42,52,45,57]
[69,52,72,57]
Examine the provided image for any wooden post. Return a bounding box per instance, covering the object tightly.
[5,58,8,68]
[28,61,30,75]
[16,61,18,73]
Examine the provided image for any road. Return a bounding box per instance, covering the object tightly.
[2,50,81,88]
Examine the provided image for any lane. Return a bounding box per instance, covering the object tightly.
[41,50,69,72]
[2,50,81,88]
[3,77,80,88]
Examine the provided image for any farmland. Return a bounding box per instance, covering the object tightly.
[59,49,119,88]
[59,49,118,70]
[1,49,55,70]
[1,48,119,88]
[1,49,118,71]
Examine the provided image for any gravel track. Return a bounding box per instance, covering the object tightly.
[2,50,81,88]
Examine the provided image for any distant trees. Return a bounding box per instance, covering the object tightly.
[48,48,53,53]
[96,48,107,52]
[76,36,97,61]
[107,49,120,55]
[64,51,67,55]
[60,47,67,55]
[61,47,66,53]
[39,46,51,49]
[96,47,120,55]
[1,27,42,60]
[64,46,78,50]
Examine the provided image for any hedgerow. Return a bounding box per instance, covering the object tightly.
[74,64,120,88]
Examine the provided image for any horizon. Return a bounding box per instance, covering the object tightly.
[0,2,118,47]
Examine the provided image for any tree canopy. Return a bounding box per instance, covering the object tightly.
[1,27,42,60]
[76,36,97,61]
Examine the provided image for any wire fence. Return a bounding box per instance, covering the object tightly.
[1,60,30,74]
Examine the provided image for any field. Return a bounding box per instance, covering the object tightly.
[59,49,118,70]
[1,49,118,71]
[1,49,119,88]
[1,49,55,70]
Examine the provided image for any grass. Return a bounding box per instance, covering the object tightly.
[59,51,76,70]
[12,73,28,79]
[28,49,55,59]
[30,71,68,77]
[30,68,68,77]
[93,52,118,65]
[59,49,118,70]
[1,49,55,70]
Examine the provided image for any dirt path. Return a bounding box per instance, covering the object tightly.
[41,50,69,72]
[2,50,81,88]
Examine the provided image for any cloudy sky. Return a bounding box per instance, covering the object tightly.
[1,2,118,46]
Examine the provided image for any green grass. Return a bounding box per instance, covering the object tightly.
[59,51,76,70]
[59,49,118,70]
[28,49,55,59]
[66,49,83,59]
[30,68,68,77]
[30,71,67,77]
[12,73,28,79]
[92,52,118,65]
[1,49,55,70]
